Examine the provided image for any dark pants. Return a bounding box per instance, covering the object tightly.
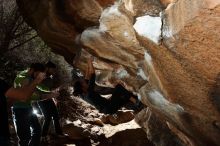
[100,84,133,114]
[12,107,41,146]
[38,99,62,137]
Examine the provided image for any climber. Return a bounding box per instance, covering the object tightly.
[12,63,46,146]
[73,57,142,115]
[37,61,67,143]
[0,65,45,146]
[0,74,45,146]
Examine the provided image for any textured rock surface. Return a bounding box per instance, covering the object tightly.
[135,108,187,146]
[58,94,153,146]
[16,0,220,145]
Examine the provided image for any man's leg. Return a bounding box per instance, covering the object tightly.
[50,103,63,135]
[42,114,52,137]
[40,99,64,136]
[38,100,52,137]
[29,111,41,146]
[12,108,31,146]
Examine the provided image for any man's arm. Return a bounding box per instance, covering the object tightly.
[5,73,45,101]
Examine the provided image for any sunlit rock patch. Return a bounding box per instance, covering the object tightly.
[134,15,162,44]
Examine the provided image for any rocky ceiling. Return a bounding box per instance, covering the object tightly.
[16,0,220,145]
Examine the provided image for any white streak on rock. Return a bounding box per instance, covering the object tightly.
[144,51,153,66]
[115,68,129,79]
[137,68,149,81]
[147,90,184,113]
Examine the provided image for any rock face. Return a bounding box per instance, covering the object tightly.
[16,0,220,145]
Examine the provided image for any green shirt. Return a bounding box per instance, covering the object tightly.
[13,73,37,108]
[13,70,51,108]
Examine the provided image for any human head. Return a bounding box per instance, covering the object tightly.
[29,63,45,79]
[45,61,56,77]
[73,79,88,96]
